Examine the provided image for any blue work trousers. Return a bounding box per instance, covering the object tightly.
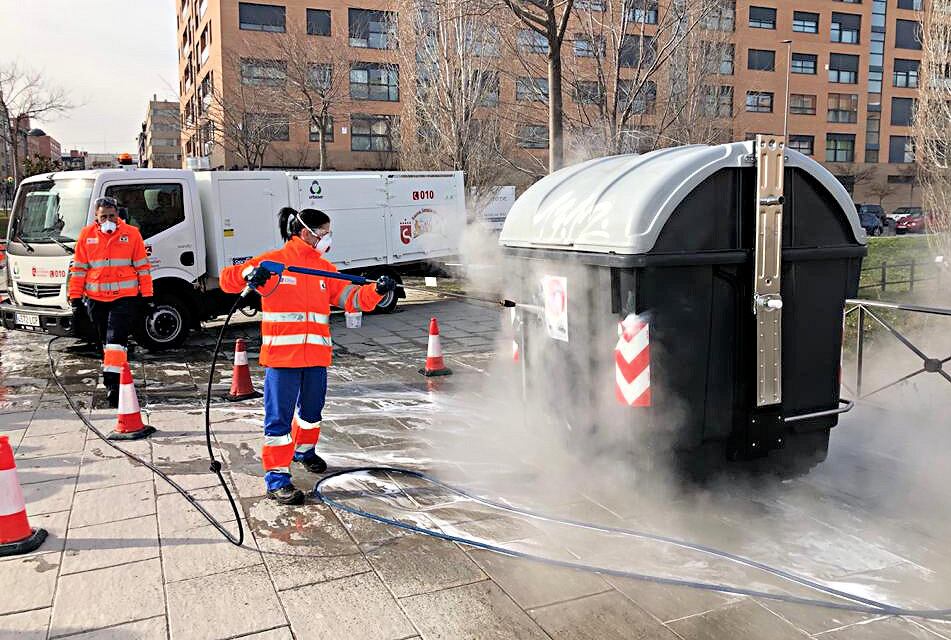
[263,366,327,491]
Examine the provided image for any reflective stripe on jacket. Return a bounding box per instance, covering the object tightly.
[68,221,153,301]
[218,236,384,368]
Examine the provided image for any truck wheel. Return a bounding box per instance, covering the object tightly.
[136,294,190,351]
[365,269,400,314]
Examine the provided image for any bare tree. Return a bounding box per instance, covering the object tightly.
[186,54,288,169]
[867,180,898,206]
[0,62,71,186]
[395,0,518,195]
[915,7,951,259]
[500,0,576,172]
[262,33,348,170]
[562,0,733,159]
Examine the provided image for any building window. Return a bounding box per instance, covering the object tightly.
[238,2,285,32]
[619,80,657,114]
[574,34,604,58]
[831,13,861,44]
[516,124,548,149]
[828,93,859,123]
[464,26,501,57]
[309,63,332,91]
[243,113,289,141]
[893,59,919,87]
[575,0,605,10]
[897,0,923,9]
[788,135,814,156]
[474,71,500,107]
[865,112,881,163]
[240,58,287,86]
[627,0,659,24]
[789,93,817,115]
[702,85,733,117]
[516,76,549,102]
[307,9,331,36]
[891,97,915,126]
[719,44,735,75]
[888,136,914,163]
[704,1,735,31]
[749,6,776,29]
[895,20,921,50]
[829,53,859,83]
[349,63,399,101]
[791,53,817,75]
[826,133,855,162]
[517,29,549,54]
[747,49,775,71]
[746,91,774,113]
[309,118,334,142]
[792,11,819,33]
[349,9,396,49]
[574,81,604,104]
[351,114,396,151]
[619,35,655,67]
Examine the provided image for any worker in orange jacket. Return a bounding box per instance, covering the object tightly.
[68,197,153,408]
[219,208,396,505]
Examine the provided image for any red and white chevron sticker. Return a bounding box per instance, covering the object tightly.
[615,314,650,407]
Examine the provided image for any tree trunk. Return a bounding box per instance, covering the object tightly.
[548,52,564,173]
[319,129,327,171]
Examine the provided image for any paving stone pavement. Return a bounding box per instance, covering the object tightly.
[1,293,951,639]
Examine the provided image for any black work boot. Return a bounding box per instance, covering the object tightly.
[107,386,120,409]
[266,484,305,506]
[298,455,327,474]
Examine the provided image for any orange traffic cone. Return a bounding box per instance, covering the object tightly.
[0,435,47,557]
[226,338,262,402]
[108,363,156,441]
[419,317,452,377]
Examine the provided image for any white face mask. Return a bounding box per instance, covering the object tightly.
[301,219,331,253]
[99,220,117,234]
[315,233,332,254]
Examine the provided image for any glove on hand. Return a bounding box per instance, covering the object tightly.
[375,275,396,295]
[245,265,273,289]
[70,298,84,313]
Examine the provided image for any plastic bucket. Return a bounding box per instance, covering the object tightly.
[345,312,363,329]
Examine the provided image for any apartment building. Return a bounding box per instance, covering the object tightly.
[177,0,926,207]
[138,96,183,168]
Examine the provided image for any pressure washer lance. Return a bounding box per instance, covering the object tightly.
[243,260,517,309]
[45,264,951,621]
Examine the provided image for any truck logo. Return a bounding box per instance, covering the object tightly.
[145,245,153,256]
[400,208,442,245]
[399,220,413,245]
[31,266,67,279]
[309,180,323,199]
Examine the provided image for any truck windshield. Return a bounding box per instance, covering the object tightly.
[9,179,94,244]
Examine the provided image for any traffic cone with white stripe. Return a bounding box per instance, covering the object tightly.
[227,338,261,402]
[419,317,452,377]
[108,363,156,441]
[0,435,47,557]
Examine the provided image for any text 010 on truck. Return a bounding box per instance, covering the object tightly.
[1,168,466,350]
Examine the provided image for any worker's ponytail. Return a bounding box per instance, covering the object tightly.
[278,207,299,241]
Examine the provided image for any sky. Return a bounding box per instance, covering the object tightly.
[0,0,179,155]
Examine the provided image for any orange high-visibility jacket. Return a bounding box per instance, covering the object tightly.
[68,221,153,302]
[219,236,383,368]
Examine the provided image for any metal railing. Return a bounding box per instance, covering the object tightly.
[858,259,945,293]
[845,298,951,399]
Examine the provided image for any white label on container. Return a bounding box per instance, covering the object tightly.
[541,275,568,343]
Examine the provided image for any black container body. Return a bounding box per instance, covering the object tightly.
[506,166,865,462]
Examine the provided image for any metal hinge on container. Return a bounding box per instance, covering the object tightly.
[753,135,785,407]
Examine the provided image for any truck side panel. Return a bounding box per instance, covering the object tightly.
[385,173,466,265]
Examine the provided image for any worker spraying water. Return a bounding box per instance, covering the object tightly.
[218,207,397,505]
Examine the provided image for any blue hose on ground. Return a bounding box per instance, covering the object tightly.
[314,466,951,621]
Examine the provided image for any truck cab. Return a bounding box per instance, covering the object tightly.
[1,169,206,349]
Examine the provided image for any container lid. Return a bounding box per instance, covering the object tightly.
[499,141,865,254]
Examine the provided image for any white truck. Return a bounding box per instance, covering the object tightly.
[1,168,466,350]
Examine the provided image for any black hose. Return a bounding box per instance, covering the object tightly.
[47,298,246,547]
[315,467,951,621]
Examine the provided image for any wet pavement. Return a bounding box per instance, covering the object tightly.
[1,291,951,640]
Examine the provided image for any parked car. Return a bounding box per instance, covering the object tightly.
[859,211,884,236]
[856,203,886,224]
[889,206,921,224]
[896,210,930,234]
